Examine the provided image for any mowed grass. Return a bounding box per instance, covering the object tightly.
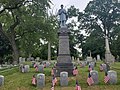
[0,61,120,90]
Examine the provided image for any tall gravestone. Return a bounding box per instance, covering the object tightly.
[54,26,73,76]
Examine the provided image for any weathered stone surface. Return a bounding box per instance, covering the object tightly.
[37,73,45,88]
[24,65,29,72]
[86,57,93,63]
[60,72,68,86]
[0,75,4,86]
[108,70,117,84]
[90,70,99,84]
[97,55,101,60]
[46,62,50,68]
[102,64,107,71]
[38,65,44,72]
[55,27,73,76]
[89,62,95,69]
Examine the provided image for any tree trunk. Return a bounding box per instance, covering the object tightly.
[48,42,51,61]
[11,31,19,65]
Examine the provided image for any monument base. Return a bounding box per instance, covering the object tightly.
[105,52,115,64]
[54,63,73,77]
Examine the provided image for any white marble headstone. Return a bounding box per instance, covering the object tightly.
[24,65,30,72]
[60,72,68,86]
[102,64,107,71]
[37,73,45,88]
[0,75,4,86]
[38,65,44,72]
[90,70,99,84]
[108,70,117,84]
[97,55,101,60]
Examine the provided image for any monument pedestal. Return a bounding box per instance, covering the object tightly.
[54,26,73,76]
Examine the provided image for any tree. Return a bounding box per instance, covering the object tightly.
[78,0,120,58]
[0,0,52,64]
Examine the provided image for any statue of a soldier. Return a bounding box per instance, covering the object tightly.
[57,4,68,27]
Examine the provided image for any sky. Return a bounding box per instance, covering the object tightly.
[50,0,92,14]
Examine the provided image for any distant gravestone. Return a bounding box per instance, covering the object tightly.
[0,75,4,86]
[24,65,29,72]
[89,62,95,69]
[38,65,44,72]
[108,70,117,84]
[0,65,2,69]
[86,57,93,63]
[36,57,40,61]
[102,64,107,71]
[97,55,101,60]
[90,70,99,84]
[19,57,22,64]
[72,56,74,62]
[77,58,80,63]
[46,62,50,68]
[22,58,25,62]
[31,57,34,61]
[60,72,68,86]
[80,61,85,67]
[37,73,45,88]
[31,61,35,67]
[19,64,23,72]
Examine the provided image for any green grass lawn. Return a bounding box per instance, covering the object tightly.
[0,61,120,90]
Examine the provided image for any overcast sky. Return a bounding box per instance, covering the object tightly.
[50,0,92,14]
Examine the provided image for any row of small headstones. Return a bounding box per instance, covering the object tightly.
[88,62,117,84]
[0,71,68,87]
[19,57,42,64]
[0,69,117,87]
[89,70,117,84]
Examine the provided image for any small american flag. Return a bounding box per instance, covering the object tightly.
[52,76,57,86]
[75,80,81,90]
[32,76,36,85]
[51,85,54,90]
[51,69,54,76]
[34,64,36,68]
[88,67,92,72]
[73,69,78,76]
[104,72,110,83]
[35,66,38,71]
[87,73,94,86]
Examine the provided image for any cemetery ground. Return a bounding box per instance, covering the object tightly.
[0,61,120,90]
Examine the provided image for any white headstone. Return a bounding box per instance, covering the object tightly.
[22,58,25,62]
[46,62,50,68]
[97,55,101,60]
[102,64,107,71]
[19,57,22,63]
[0,75,4,86]
[24,65,30,72]
[86,57,93,63]
[72,56,74,62]
[60,72,68,86]
[90,70,99,84]
[89,62,95,69]
[36,57,40,61]
[38,65,44,72]
[108,70,117,84]
[37,73,45,88]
